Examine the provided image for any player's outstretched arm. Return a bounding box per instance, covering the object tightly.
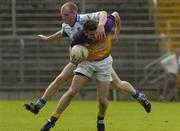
[38,30,63,42]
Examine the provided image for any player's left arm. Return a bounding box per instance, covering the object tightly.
[96,11,108,40]
[111,12,121,42]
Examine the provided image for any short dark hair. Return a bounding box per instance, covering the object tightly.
[83,20,98,32]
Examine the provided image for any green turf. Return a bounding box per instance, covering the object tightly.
[0,100,180,131]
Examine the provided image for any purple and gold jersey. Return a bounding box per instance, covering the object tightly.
[72,15,115,61]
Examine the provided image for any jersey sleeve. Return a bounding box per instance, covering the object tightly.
[104,15,115,33]
[59,23,69,37]
[79,12,99,22]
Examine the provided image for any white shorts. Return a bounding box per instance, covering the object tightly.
[74,55,113,81]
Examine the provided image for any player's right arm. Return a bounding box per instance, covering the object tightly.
[38,30,63,42]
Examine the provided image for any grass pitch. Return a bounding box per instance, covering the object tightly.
[0,100,180,131]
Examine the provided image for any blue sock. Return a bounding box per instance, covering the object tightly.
[132,90,140,99]
[36,98,46,109]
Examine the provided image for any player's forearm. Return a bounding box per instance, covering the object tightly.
[98,11,107,27]
[46,31,63,41]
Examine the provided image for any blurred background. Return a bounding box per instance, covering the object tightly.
[0,0,179,101]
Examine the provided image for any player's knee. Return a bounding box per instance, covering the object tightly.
[98,98,108,107]
[67,88,78,98]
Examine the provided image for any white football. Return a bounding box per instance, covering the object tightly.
[71,45,89,59]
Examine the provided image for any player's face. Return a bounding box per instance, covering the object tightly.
[85,30,97,41]
[61,7,76,26]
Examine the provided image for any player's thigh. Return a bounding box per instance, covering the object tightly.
[68,74,89,94]
[59,62,77,80]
